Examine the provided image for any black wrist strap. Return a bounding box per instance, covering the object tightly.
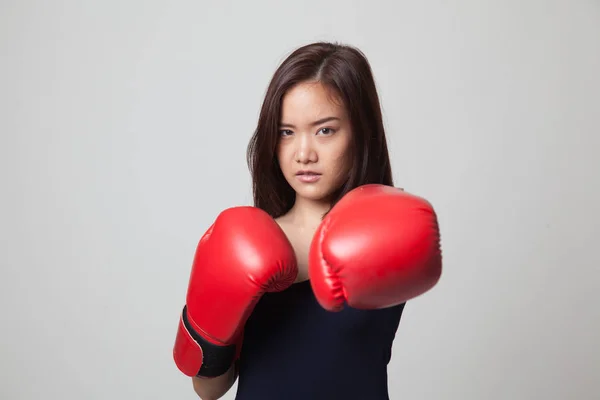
[181,305,238,377]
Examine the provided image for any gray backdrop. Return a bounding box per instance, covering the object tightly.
[1,1,599,399]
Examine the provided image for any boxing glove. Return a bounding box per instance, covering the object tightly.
[173,206,298,377]
[309,184,441,311]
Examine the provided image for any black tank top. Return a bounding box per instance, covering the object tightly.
[235,279,405,399]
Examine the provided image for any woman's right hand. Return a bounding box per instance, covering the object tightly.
[173,206,298,394]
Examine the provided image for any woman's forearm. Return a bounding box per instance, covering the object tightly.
[192,364,237,400]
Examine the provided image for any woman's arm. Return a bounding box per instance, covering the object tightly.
[192,363,238,400]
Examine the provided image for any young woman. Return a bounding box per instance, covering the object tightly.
[173,41,442,400]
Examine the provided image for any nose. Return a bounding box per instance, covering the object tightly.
[294,134,317,164]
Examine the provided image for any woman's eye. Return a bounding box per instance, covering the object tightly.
[318,128,334,135]
[279,129,292,136]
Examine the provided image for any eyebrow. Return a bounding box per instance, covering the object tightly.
[279,116,340,129]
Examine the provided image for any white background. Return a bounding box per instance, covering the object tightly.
[1,1,599,399]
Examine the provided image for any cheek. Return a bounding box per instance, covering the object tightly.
[276,142,291,172]
[329,141,353,176]
[340,135,353,166]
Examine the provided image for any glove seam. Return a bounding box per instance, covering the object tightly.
[318,217,346,310]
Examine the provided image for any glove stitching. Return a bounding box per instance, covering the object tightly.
[319,217,346,311]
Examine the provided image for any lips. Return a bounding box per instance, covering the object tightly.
[295,171,322,183]
[295,170,321,176]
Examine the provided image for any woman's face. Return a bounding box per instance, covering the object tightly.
[276,81,352,203]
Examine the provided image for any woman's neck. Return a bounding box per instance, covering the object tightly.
[284,197,330,228]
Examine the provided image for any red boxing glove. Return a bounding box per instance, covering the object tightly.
[173,207,298,377]
[309,184,442,311]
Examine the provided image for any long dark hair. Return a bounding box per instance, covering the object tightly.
[247,41,394,218]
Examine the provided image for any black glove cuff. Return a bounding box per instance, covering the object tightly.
[181,305,238,378]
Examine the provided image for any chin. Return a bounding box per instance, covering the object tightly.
[292,184,335,203]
